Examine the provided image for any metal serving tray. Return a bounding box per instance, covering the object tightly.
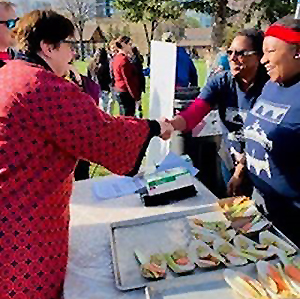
[110,203,298,291]
[145,264,257,299]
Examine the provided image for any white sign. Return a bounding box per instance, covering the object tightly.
[146,41,177,167]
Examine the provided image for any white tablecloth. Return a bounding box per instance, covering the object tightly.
[64,177,218,299]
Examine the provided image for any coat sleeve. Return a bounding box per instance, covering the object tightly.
[23,74,160,176]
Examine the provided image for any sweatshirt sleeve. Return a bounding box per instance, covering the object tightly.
[23,73,159,176]
[179,97,212,131]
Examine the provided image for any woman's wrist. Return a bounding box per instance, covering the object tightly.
[233,162,246,179]
[170,115,187,131]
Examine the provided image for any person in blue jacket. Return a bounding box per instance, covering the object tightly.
[162,32,198,88]
[176,46,198,87]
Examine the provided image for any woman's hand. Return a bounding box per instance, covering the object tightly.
[170,115,187,131]
[227,162,245,196]
[158,119,174,140]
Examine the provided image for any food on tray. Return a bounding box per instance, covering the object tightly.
[189,240,225,268]
[213,239,248,266]
[259,231,297,256]
[234,235,276,261]
[233,216,270,235]
[257,261,300,298]
[221,196,258,219]
[165,249,195,273]
[224,269,269,299]
[134,250,166,280]
[191,228,216,245]
[189,217,236,242]
[191,218,229,232]
[172,249,190,265]
[278,253,300,291]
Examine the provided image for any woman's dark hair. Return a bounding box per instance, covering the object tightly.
[236,28,265,58]
[13,10,75,54]
[132,46,144,64]
[115,36,131,49]
[88,47,108,74]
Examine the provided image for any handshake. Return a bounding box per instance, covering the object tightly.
[158,115,187,140]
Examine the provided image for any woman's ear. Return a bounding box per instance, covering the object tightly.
[40,41,54,57]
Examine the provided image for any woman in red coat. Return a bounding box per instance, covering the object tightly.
[0,10,172,299]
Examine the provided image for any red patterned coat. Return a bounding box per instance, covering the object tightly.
[0,60,158,299]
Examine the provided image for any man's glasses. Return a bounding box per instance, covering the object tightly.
[0,18,19,29]
[226,49,256,58]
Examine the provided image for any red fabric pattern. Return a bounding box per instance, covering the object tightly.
[179,97,212,131]
[112,53,141,100]
[265,24,300,44]
[0,60,151,299]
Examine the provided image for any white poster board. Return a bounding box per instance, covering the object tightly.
[146,41,177,168]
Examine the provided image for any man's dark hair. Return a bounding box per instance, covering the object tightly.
[13,10,75,54]
[236,28,265,58]
[115,36,131,49]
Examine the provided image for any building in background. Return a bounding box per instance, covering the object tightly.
[178,27,212,55]
[96,0,112,17]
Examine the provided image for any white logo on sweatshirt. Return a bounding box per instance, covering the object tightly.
[246,149,272,178]
[244,120,273,151]
[251,99,290,124]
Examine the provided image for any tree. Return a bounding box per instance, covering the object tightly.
[246,0,297,25]
[183,0,298,47]
[58,0,96,60]
[113,0,183,55]
[185,16,202,28]
[183,0,234,48]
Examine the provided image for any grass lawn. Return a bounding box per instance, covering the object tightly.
[72,59,207,177]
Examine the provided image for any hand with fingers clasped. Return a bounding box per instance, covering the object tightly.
[158,118,174,140]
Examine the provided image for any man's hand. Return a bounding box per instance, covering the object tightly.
[158,118,174,140]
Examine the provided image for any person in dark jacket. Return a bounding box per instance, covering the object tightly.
[88,47,112,113]
[162,31,198,88]
[175,46,198,88]
[131,46,145,117]
[67,64,100,181]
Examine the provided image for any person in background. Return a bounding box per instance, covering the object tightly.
[244,17,300,246]
[112,35,140,116]
[162,31,198,88]
[0,10,173,298]
[131,46,145,117]
[107,39,125,115]
[88,47,112,113]
[67,64,101,181]
[170,29,269,197]
[0,0,17,67]
[191,47,199,59]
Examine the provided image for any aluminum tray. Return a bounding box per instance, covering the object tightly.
[145,264,257,299]
[110,203,298,291]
